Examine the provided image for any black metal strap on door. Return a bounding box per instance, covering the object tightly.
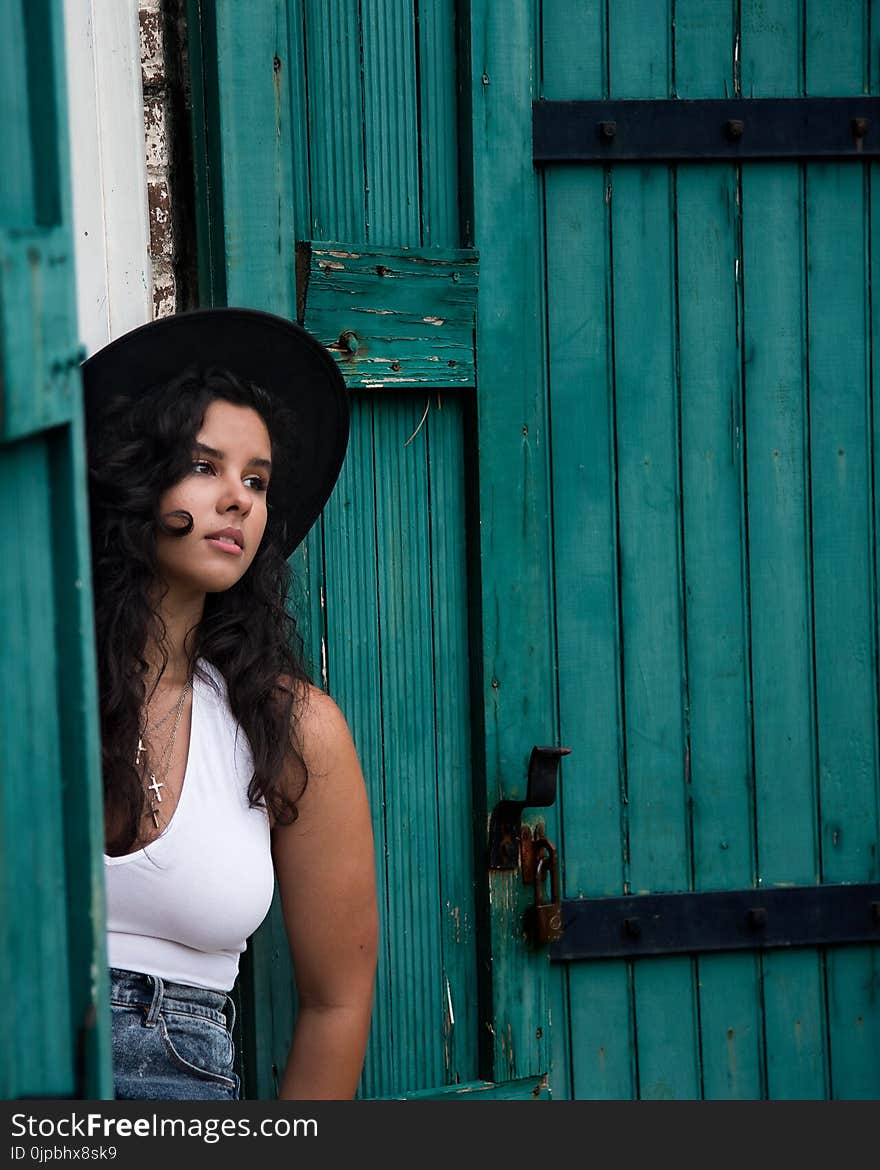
[550,882,880,962]
[533,97,880,163]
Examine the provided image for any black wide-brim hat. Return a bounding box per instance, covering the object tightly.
[81,307,350,557]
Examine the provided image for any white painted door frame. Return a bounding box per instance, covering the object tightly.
[64,0,152,357]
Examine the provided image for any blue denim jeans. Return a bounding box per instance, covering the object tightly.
[110,967,240,1100]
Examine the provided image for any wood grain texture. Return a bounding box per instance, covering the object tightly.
[542,0,632,1102]
[0,0,36,225]
[417,0,459,245]
[319,398,394,1096]
[609,0,701,1101]
[361,0,420,246]
[1,438,72,1097]
[675,0,764,1100]
[427,394,480,1087]
[805,0,879,1099]
[298,240,478,388]
[467,0,556,1083]
[741,0,828,1100]
[373,394,447,1089]
[213,0,296,315]
[304,0,365,243]
[51,416,113,1101]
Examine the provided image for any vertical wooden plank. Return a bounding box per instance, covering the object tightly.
[542,0,633,1102]
[305,0,366,242]
[417,0,459,245]
[21,0,60,226]
[373,395,445,1089]
[870,5,880,1104]
[466,0,555,1082]
[805,0,879,1100]
[214,0,296,315]
[609,0,700,1100]
[361,0,420,246]
[0,0,35,225]
[319,398,393,1096]
[286,0,311,243]
[741,0,828,1100]
[187,0,227,307]
[426,394,480,1087]
[675,0,764,1100]
[51,415,114,1100]
[0,439,72,1096]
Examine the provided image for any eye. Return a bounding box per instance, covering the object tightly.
[244,474,268,492]
[191,459,215,475]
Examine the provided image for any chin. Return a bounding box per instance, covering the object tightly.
[205,567,252,593]
[161,565,253,598]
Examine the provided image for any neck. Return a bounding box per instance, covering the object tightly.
[145,581,206,691]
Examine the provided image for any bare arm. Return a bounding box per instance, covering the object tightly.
[271,687,378,1099]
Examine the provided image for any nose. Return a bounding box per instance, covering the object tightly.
[217,476,251,516]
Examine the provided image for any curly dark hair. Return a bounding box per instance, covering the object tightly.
[89,366,312,855]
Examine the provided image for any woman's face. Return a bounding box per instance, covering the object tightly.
[155,399,272,599]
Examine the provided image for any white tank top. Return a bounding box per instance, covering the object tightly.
[104,660,276,991]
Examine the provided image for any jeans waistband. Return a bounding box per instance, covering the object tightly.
[109,967,236,1032]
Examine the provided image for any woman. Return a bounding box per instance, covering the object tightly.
[82,308,378,1100]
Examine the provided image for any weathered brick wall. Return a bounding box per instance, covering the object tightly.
[138,0,197,318]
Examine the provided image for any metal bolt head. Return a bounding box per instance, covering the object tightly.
[852,117,869,139]
[338,329,359,355]
[599,120,617,141]
[726,119,745,140]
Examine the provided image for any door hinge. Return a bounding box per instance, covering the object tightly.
[533,97,880,164]
[550,882,880,961]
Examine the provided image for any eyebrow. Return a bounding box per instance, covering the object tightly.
[194,441,272,472]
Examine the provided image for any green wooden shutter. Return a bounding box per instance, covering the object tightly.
[0,0,111,1100]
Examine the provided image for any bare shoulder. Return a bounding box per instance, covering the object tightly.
[273,682,366,831]
[296,683,356,774]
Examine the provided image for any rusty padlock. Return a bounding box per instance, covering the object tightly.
[523,838,564,946]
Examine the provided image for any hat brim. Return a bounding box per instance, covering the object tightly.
[81,308,350,557]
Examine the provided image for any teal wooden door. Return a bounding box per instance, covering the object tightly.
[0,0,111,1099]
[192,0,880,1101]
[190,0,553,1099]
[531,0,880,1099]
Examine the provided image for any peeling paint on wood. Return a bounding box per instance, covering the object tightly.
[297,240,478,389]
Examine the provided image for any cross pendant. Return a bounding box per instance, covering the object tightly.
[135,737,146,766]
[147,774,165,802]
[149,806,161,830]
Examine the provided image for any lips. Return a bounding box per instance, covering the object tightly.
[205,527,244,551]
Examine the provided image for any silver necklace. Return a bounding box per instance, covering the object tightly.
[135,680,191,831]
